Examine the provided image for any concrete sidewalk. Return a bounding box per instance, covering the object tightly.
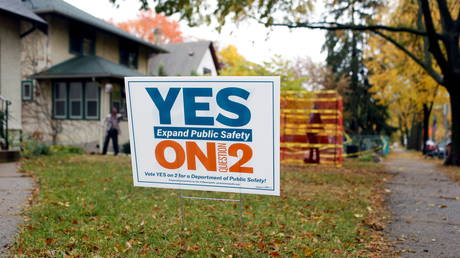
[0,162,33,257]
[384,152,460,257]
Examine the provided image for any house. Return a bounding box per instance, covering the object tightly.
[0,0,47,148]
[149,41,220,76]
[16,0,167,151]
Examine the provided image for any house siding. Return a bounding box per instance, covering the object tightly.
[21,80,104,151]
[138,47,149,74]
[19,13,150,150]
[47,16,75,66]
[197,48,218,76]
[96,32,119,64]
[0,15,22,130]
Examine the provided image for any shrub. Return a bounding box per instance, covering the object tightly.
[122,142,130,154]
[21,138,50,158]
[49,145,84,154]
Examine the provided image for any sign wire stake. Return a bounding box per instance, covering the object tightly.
[239,191,244,257]
[178,189,186,252]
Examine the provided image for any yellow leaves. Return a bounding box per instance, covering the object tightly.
[219,45,245,67]
[304,247,315,256]
[50,201,70,207]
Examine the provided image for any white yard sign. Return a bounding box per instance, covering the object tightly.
[125,77,280,196]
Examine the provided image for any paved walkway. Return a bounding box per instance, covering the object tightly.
[384,152,460,257]
[0,162,33,257]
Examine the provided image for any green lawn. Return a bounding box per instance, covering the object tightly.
[13,154,389,257]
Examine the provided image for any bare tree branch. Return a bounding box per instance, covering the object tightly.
[268,21,437,37]
[373,30,444,85]
[417,2,433,68]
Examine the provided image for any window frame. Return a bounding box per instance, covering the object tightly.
[52,80,101,121]
[21,80,33,101]
[85,82,100,120]
[119,40,139,69]
[53,82,68,119]
[69,24,96,56]
[68,82,83,119]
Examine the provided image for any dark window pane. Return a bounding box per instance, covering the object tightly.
[69,24,95,55]
[55,101,66,116]
[85,83,98,99]
[70,33,82,54]
[55,83,66,99]
[71,101,81,117]
[24,85,31,98]
[87,101,97,117]
[203,67,212,75]
[120,41,138,69]
[82,38,93,55]
[69,82,82,99]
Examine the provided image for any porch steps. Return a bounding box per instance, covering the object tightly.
[0,150,20,163]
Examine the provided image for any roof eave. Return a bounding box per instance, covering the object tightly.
[34,10,168,53]
[32,73,127,80]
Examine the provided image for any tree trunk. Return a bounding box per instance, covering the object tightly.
[422,104,430,154]
[444,87,460,166]
[408,119,422,151]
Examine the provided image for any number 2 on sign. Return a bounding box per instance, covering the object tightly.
[154,140,253,173]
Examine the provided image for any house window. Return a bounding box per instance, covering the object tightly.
[69,82,83,119]
[22,80,33,101]
[120,41,138,69]
[85,82,99,119]
[203,67,212,75]
[54,82,67,118]
[69,25,95,55]
[53,81,100,120]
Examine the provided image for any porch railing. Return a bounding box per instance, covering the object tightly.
[0,96,11,150]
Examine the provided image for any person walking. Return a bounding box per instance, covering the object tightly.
[102,107,122,155]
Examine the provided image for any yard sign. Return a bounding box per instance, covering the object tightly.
[125,77,280,196]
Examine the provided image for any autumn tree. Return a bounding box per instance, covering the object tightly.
[219,45,306,91]
[367,35,449,149]
[112,10,183,44]
[111,0,460,165]
[366,1,450,151]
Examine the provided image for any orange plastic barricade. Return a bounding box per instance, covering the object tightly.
[280,90,343,167]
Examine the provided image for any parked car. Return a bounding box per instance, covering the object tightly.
[437,138,451,159]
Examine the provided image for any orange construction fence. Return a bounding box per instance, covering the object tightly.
[281,90,343,166]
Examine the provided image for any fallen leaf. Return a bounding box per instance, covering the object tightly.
[191,245,200,251]
[44,238,54,245]
[304,247,315,256]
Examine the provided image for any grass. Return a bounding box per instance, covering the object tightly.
[12,155,390,257]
